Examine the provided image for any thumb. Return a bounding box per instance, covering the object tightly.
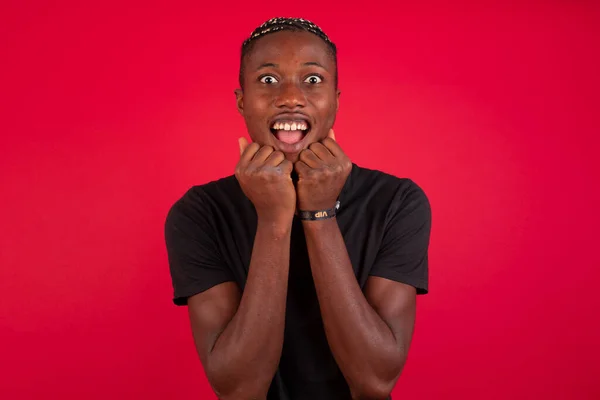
[238,137,249,156]
[328,129,336,141]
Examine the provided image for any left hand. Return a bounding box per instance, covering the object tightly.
[294,129,352,211]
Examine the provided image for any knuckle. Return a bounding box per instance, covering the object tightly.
[274,165,286,176]
[236,165,248,176]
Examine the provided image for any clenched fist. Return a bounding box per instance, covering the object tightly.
[236,137,296,223]
[294,129,352,212]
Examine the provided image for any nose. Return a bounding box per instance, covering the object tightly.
[275,81,306,109]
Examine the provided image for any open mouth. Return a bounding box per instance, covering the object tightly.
[270,120,311,145]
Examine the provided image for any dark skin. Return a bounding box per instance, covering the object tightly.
[187,30,418,399]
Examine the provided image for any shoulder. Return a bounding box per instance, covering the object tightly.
[351,164,431,217]
[355,165,432,293]
[165,175,244,230]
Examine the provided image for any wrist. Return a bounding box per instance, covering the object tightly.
[301,216,338,232]
[297,200,338,211]
[256,213,293,236]
[297,201,340,222]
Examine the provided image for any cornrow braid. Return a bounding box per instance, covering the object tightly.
[243,17,335,48]
[239,17,338,88]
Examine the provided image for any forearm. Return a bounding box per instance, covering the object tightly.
[303,218,404,399]
[208,217,292,398]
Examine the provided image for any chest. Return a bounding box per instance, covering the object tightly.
[217,206,387,292]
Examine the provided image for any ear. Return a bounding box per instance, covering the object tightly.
[336,90,341,113]
[328,128,336,141]
[234,88,244,115]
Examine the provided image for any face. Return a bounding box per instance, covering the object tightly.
[235,30,340,162]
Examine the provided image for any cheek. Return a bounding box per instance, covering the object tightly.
[241,93,274,141]
[312,92,338,121]
[243,94,269,124]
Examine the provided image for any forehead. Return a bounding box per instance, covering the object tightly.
[245,30,334,69]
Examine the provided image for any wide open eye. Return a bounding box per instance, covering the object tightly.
[260,75,279,84]
[304,75,322,84]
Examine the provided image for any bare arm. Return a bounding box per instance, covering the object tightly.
[293,133,428,399]
[187,140,296,399]
[303,219,416,399]
[188,217,292,399]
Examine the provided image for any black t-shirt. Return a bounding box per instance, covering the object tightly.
[164,163,431,400]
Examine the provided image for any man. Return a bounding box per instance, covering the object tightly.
[164,17,431,400]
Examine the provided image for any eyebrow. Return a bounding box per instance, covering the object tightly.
[256,62,278,70]
[256,61,329,71]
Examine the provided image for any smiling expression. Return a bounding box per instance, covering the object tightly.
[235,30,340,162]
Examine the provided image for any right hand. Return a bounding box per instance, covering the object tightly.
[235,137,296,222]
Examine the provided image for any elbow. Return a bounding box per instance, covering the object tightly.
[206,365,270,400]
[204,348,279,399]
[216,387,268,400]
[349,361,405,400]
[211,380,268,400]
[350,380,395,400]
[209,377,269,400]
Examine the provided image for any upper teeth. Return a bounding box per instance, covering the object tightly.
[273,121,308,131]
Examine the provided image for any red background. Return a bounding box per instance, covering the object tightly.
[1,1,599,399]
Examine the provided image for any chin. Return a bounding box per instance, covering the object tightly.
[283,151,301,163]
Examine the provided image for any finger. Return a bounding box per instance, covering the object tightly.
[265,150,285,167]
[294,160,311,177]
[250,145,274,164]
[280,160,294,175]
[298,148,322,168]
[238,137,248,156]
[239,141,261,164]
[309,142,335,162]
[321,137,345,158]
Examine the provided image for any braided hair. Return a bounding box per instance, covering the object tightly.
[239,17,337,88]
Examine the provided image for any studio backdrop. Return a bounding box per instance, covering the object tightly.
[1,1,599,399]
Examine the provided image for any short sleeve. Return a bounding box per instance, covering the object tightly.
[164,188,235,306]
[369,180,432,294]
